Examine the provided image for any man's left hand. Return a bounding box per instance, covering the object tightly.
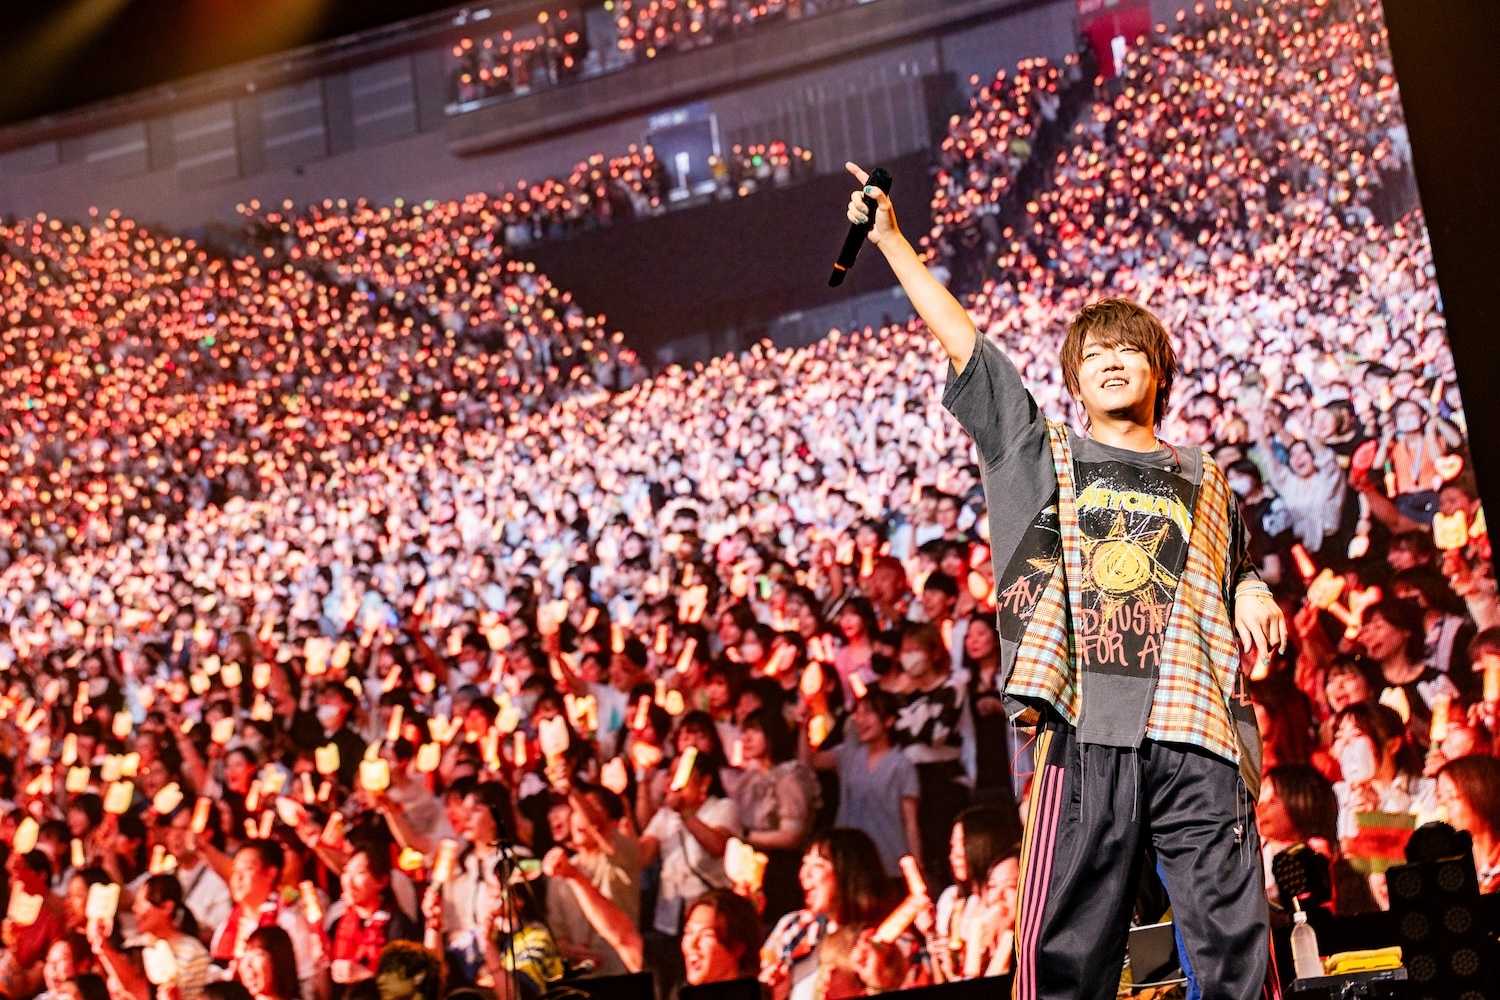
[1235,591,1286,672]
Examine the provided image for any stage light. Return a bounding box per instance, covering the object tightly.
[1386,827,1494,1000]
[1272,843,1332,911]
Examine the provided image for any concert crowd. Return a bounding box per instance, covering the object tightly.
[449,0,865,107]
[245,142,812,260]
[0,1,1494,999]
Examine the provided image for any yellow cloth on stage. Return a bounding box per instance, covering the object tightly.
[1322,946,1403,975]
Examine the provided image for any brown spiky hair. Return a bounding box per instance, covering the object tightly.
[1058,297,1178,426]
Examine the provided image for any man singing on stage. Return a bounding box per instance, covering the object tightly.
[843,162,1284,999]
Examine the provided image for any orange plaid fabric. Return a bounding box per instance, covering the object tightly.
[1005,421,1265,766]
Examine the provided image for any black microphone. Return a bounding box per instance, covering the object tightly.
[829,167,892,287]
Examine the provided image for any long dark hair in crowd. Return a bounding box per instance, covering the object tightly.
[1264,766,1338,845]
[803,828,890,927]
[142,872,201,939]
[953,805,1022,900]
[245,926,301,1000]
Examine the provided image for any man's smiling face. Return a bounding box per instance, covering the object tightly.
[1075,331,1161,426]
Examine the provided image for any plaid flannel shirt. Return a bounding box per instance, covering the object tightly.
[1006,421,1269,770]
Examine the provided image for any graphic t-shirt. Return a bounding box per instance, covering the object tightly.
[1069,440,1202,744]
[892,670,970,766]
[943,336,1232,748]
[1072,448,1195,678]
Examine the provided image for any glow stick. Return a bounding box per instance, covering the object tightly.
[671,747,698,791]
[86,882,121,925]
[13,818,38,855]
[104,781,134,815]
[7,889,41,927]
[191,797,212,834]
[153,783,184,815]
[1290,543,1316,581]
[315,744,340,775]
[764,644,796,677]
[899,855,928,898]
[872,894,925,944]
[800,662,824,699]
[432,839,460,886]
[601,758,629,794]
[539,717,570,762]
[1431,694,1452,744]
[299,882,323,924]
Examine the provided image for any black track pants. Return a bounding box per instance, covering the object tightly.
[1013,721,1269,1000]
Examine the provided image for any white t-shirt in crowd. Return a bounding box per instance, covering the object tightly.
[643,796,742,934]
[175,860,232,941]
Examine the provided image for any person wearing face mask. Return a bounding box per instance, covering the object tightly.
[1328,702,1434,848]
[449,634,491,687]
[292,685,365,792]
[737,623,773,674]
[1226,459,1295,589]
[888,623,973,888]
[1373,397,1464,525]
[910,571,965,676]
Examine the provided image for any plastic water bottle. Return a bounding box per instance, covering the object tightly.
[1291,900,1322,980]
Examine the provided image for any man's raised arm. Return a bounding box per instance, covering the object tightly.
[845,161,978,373]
